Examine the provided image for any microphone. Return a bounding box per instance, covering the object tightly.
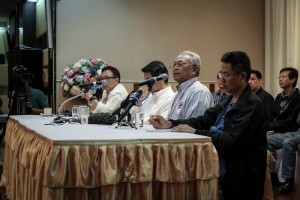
[79,79,107,89]
[117,90,143,123]
[138,73,168,86]
[105,89,138,121]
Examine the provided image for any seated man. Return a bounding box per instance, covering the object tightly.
[268,127,300,193]
[268,67,300,133]
[249,69,276,119]
[149,51,268,200]
[133,60,174,122]
[24,82,49,114]
[211,71,229,105]
[84,66,128,113]
[168,51,214,120]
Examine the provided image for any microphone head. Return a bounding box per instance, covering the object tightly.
[160,73,168,80]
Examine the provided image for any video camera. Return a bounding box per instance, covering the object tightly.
[12,65,34,86]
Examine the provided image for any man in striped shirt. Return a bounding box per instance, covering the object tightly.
[167,51,214,120]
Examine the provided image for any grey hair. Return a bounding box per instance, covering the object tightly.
[178,50,201,76]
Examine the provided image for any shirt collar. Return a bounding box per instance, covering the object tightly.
[152,85,172,99]
[176,77,197,93]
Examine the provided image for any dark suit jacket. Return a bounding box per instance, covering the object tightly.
[256,87,276,120]
[171,85,268,200]
[270,88,300,133]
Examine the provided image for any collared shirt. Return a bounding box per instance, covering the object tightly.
[212,90,229,105]
[210,101,236,177]
[140,85,174,123]
[93,83,128,113]
[168,78,214,120]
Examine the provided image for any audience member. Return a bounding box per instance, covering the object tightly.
[268,67,300,133]
[249,69,276,119]
[84,66,128,113]
[133,61,174,122]
[268,127,300,193]
[167,50,214,120]
[149,51,268,200]
[211,71,229,105]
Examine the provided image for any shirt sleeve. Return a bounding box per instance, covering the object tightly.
[93,91,127,113]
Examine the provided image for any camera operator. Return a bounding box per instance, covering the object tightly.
[23,82,49,115]
[10,65,49,115]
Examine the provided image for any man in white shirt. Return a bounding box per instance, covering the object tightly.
[134,61,174,123]
[168,51,214,120]
[84,66,128,113]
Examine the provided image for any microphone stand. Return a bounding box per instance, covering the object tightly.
[115,111,136,129]
[54,92,84,123]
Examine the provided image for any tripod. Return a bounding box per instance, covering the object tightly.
[115,112,137,129]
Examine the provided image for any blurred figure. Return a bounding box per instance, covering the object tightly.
[212,72,229,105]
[23,82,49,114]
[249,69,276,119]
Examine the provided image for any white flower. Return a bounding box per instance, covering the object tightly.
[63,83,70,91]
[97,69,102,76]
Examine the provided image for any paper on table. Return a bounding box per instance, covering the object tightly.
[146,128,172,132]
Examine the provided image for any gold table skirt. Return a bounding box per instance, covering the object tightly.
[2,118,219,200]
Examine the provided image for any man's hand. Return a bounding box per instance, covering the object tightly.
[149,115,172,129]
[171,124,196,133]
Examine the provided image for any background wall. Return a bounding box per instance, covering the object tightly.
[56,0,265,108]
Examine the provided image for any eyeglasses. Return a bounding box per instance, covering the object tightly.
[171,62,189,69]
[101,76,116,80]
[218,72,238,80]
[277,75,289,79]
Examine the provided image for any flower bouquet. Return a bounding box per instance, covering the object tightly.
[61,58,107,97]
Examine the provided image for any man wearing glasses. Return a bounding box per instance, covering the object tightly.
[149,51,268,200]
[267,67,300,192]
[84,66,128,113]
[168,50,214,120]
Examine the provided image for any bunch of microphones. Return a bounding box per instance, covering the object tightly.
[55,73,168,125]
[53,79,108,124]
[79,79,108,94]
[101,73,168,126]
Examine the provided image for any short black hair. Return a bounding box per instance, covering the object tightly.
[141,60,169,83]
[251,69,262,79]
[221,51,251,81]
[102,66,121,83]
[280,67,298,88]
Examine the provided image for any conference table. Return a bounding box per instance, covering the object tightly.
[1,115,219,200]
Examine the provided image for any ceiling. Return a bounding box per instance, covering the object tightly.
[0,0,18,19]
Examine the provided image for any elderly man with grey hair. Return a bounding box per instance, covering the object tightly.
[167,50,214,120]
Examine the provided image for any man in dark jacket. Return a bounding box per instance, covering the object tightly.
[268,67,300,133]
[149,51,268,200]
[249,69,276,119]
[267,67,300,193]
